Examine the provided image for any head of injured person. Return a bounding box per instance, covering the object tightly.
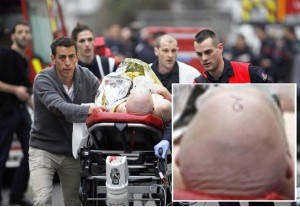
[176,85,294,199]
[125,86,154,115]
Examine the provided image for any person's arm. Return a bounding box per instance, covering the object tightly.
[114,102,127,113]
[152,93,172,122]
[249,65,273,83]
[34,71,102,123]
[162,122,171,143]
[154,122,171,158]
[151,84,172,101]
[88,104,107,115]
[0,81,31,101]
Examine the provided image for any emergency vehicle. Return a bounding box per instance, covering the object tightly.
[0,0,67,83]
[0,0,67,168]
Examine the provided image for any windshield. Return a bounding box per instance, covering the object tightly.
[27,0,53,64]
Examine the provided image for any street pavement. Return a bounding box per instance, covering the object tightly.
[1,182,63,206]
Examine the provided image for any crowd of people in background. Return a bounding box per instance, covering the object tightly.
[101,23,300,84]
[224,25,300,83]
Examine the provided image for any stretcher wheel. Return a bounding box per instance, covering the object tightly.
[158,188,165,206]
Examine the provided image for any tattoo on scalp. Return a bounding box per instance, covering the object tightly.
[230,95,243,112]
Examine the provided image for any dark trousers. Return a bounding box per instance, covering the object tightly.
[0,105,31,201]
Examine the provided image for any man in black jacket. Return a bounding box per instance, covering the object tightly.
[193,29,272,84]
[0,21,33,206]
[71,23,117,81]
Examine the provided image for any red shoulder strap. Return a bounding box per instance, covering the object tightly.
[229,61,251,83]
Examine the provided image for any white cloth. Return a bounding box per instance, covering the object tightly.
[177,61,200,83]
[72,103,93,159]
[95,55,116,79]
[72,123,88,159]
[149,61,200,83]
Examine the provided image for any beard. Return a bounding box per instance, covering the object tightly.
[16,39,29,49]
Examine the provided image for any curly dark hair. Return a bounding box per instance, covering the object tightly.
[50,37,77,56]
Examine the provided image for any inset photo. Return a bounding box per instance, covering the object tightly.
[173,84,296,202]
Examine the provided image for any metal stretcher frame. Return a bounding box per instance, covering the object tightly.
[79,112,171,206]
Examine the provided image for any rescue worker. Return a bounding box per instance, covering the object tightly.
[29,37,106,205]
[0,22,33,206]
[193,29,272,83]
[150,34,200,158]
[71,23,117,81]
[150,34,200,91]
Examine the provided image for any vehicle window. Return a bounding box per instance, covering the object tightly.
[28,0,53,64]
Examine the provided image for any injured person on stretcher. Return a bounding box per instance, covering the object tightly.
[73,59,172,160]
[95,58,172,123]
[114,83,172,121]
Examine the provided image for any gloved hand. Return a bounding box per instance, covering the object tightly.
[154,140,170,158]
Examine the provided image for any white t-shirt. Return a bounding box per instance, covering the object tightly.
[63,83,74,101]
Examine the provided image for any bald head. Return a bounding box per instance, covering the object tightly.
[177,86,293,198]
[155,34,178,48]
[126,86,154,115]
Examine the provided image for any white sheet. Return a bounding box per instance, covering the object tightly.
[72,103,93,159]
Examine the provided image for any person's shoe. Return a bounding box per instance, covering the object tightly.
[9,197,33,206]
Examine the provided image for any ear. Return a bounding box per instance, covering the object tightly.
[175,155,180,167]
[218,43,224,52]
[51,55,55,65]
[278,154,295,199]
[285,155,293,179]
[11,33,15,42]
[154,47,159,56]
[174,152,188,190]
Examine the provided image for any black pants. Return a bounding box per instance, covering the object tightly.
[0,105,31,201]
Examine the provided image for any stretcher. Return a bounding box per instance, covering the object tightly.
[78,112,172,206]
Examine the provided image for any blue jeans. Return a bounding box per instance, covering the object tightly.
[0,104,31,201]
